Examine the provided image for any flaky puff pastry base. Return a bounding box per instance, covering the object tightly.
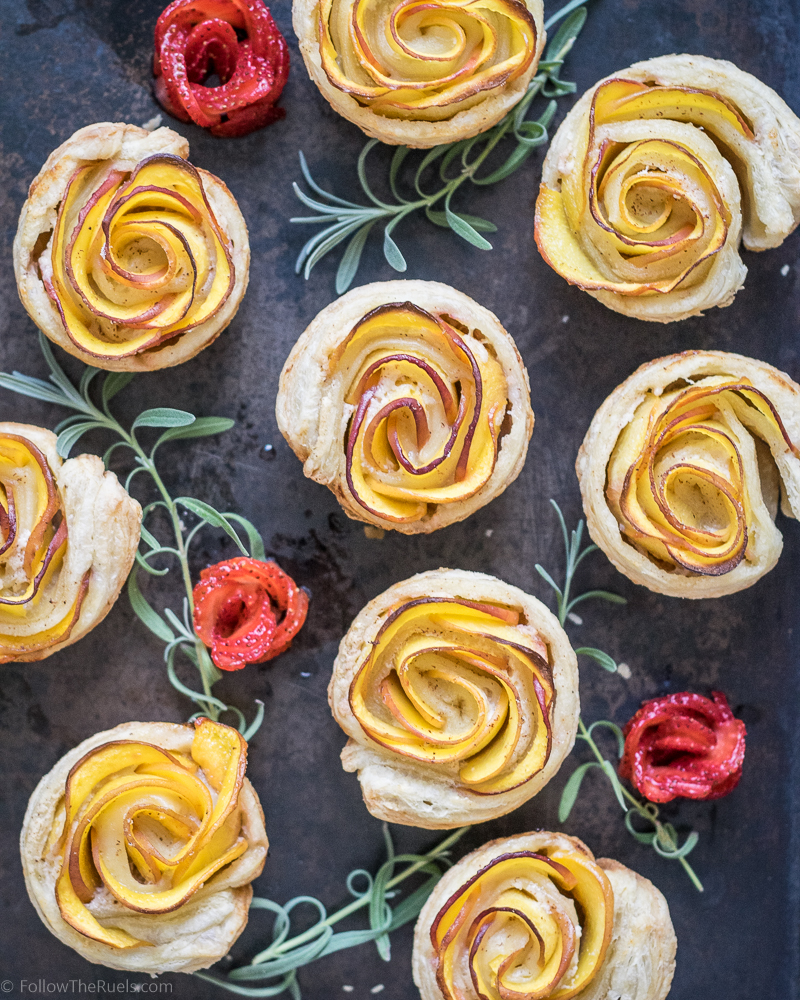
[576,351,800,598]
[329,569,579,829]
[0,422,141,663]
[13,123,250,372]
[412,831,677,1000]
[538,54,800,323]
[277,280,534,535]
[21,721,268,975]
[291,0,544,148]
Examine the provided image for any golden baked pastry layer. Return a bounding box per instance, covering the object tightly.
[412,831,677,1000]
[0,422,141,662]
[577,351,800,598]
[21,720,268,974]
[292,0,545,147]
[14,123,250,371]
[277,280,533,535]
[329,569,579,828]
[535,55,800,322]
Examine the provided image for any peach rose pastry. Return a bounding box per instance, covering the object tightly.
[292,0,545,147]
[328,569,579,828]
[21,719,268,974]
[535,55,800,322]
[413,831,677,1000]
[277,280,533,535]
[577,351,800,598]
[14,122,250,371]
[0,422,140,663]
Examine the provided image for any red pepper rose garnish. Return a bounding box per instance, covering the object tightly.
[193,557,308,670]
[153,0,289,138]
[619,691,746,803]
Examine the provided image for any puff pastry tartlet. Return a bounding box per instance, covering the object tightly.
[0,422,141,662]
[292,0,545,147]
[21,719,268,974]
[535,55,800,322]
[577,351,800,598]
[277,280,533,534]
[413,831,676,1000]
[14,122,250,371]
[329,569,579,829]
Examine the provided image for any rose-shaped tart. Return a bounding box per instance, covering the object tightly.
[154,0,290,137]
[292,0,544,147]
[13,122,250,372]
[277,280,533,535]
[620,691,746,803]
[577,351,800,598]
[193,557,309,670]
[413,831,677,1000]
[535,55,800,322]
[329,569,579,828]
[21,719,268,974]
[0,422,140,663]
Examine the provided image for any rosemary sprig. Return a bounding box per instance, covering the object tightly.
[0,335,265,737]
[292,1,592,293]
[197,824,468,998]
[537,500,704,891]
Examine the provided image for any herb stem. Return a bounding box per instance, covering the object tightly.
[124,435,221,720]
[251,826,467,964]
[578,720,704,891]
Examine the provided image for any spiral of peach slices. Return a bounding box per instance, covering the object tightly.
[328,569,578,828]
[277,281,533,534]
[0,423,140,663]
[292,0,544,146]
[534,55,800,322]
[412,831,677,1000]
[577,351,800,598]
[21,720,268,974]
[14,123,250,372]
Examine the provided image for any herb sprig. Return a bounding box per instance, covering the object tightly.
[0,335,265,737]
[197,824,468,998]
[538,500,704,891]
[292,1,591,293]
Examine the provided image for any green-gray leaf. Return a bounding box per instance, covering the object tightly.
[425,209,497,233]
[445,203,493,249]
[102,372,135,406]
[575,647,618,672]
[383,227,407,272]
[155,417,235,447]
[336,223,375,294]
[558,761,598,822]
[56,422,104,458]
[133,408,196,430]
[176,498,248,554]
[223,513,267,561]
[127,569,175,643]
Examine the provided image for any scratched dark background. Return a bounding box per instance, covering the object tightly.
[0,0,798,997]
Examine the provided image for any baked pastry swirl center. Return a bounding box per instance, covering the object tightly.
[318,0,537,119]
[607,376,799,576]
[342,303,509,523]
[54,719,249,949]
[0,433,87,659]
[350,596,554,794]
[429,848,613,1000]
[536,78,751,298]
[43,153,234,361]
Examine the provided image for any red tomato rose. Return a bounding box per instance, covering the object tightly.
[193,557,308,670]
[619,691,746,803]
[154,0,289,138]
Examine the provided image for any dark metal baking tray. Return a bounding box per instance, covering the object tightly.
[1,0,798,997]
